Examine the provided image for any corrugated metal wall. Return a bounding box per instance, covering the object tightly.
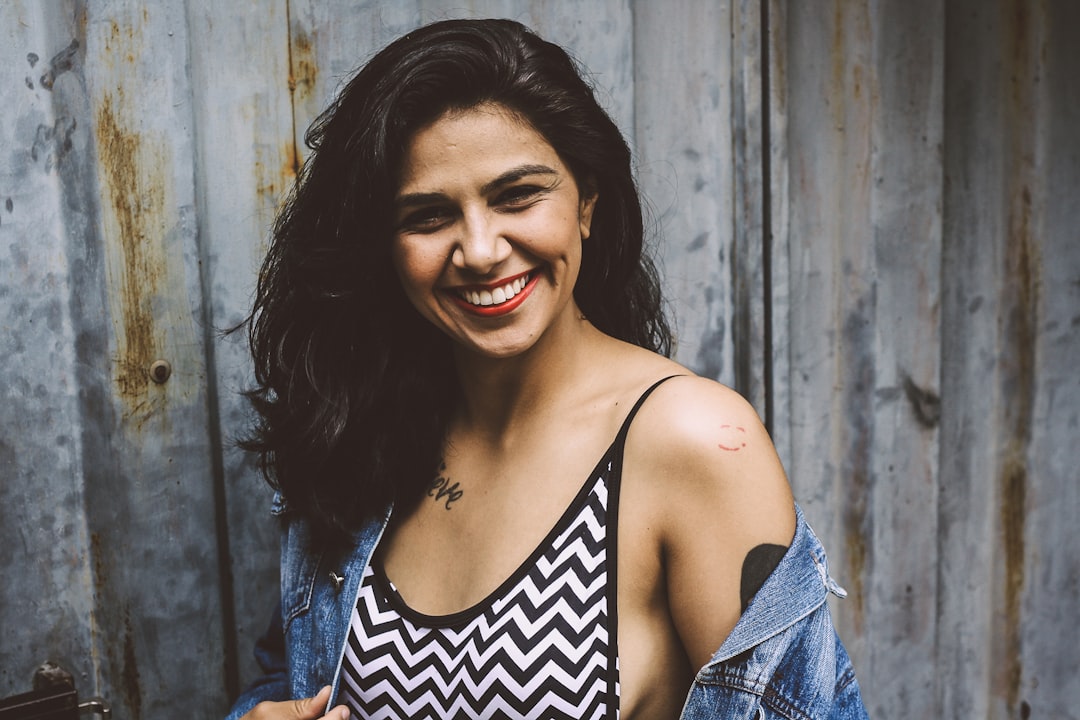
[1,2,1076,718]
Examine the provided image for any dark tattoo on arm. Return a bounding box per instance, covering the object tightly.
[427,462,463,510]
[740,543,788,612]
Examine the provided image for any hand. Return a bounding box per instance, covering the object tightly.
[240,686,350,720]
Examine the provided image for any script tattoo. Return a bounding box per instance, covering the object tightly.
[427,462,463,510]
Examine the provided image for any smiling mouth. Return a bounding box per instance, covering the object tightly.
[449,271,537,317]
[457,272,532,307]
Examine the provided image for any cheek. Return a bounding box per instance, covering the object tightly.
[391,240,445,302]
[522,207,585,258]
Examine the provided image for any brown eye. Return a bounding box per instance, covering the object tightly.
[400,207,453,232]
[496,185,544,208]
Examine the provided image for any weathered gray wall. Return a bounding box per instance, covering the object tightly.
[1,2,1076,718]
[768,1,1080,717]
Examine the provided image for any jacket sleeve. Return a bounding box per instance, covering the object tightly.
[224,601,289,720]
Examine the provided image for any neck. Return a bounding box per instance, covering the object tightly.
[451,310,607,438]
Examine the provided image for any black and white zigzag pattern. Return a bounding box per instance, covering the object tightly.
[338,471,617,720]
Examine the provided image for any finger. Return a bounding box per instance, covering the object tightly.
[322,705,351,720]
[293,686,331,719]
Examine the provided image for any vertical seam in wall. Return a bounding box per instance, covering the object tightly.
[183,0,239,700]
[760,0,775,435]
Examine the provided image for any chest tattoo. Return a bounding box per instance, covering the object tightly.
[427,462,463,510]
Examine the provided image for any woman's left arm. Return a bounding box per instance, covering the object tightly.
[629,377,796,670]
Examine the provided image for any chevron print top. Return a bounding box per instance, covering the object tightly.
[335,379,674,720]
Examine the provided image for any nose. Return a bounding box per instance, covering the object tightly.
[452,209,512,275]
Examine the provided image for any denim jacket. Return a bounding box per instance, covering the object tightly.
[226,502,868,720]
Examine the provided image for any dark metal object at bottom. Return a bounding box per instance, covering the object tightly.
[0,663,111,719]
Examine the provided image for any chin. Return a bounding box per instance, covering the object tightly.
[456,334,539,361]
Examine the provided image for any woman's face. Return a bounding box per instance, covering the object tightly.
[391,102,597,360]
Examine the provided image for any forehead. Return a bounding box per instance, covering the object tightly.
[397,103,566,192]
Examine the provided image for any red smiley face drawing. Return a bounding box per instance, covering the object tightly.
[717,424,748,452]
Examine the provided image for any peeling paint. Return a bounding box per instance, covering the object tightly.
[31,116,77,173]
[40,39,80,91]
[902,375,941,429]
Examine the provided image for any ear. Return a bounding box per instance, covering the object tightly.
[578,190,598,240]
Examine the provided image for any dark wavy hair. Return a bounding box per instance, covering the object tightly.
[243,18,672,545]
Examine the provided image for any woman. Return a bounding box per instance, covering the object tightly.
[228,18,868,720]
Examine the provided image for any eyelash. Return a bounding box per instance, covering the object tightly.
[401,208,452,232]
[496,185,544,207]
[398,185,547,233]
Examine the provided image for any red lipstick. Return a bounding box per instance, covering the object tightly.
[448,270,538,317]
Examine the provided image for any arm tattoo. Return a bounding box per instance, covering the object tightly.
[427,462,463,510]
[740,543,788,612]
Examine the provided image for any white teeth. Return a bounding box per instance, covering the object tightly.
[459,273,531,307]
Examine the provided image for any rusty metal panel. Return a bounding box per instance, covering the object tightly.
[0,0,98,699]
[938,1,1080,718]
[1020,1,1080,713]
[78,2,227,718]
[183,0,295,692]
[730,0,771,416]
[771,7,947,718]
[772,0,1080,717]
[2,0,228,717]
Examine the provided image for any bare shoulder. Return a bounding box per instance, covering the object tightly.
[631,375,789,490]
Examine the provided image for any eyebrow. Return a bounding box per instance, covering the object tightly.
[395,164,559,208]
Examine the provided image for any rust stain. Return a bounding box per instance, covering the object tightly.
[841,304,875,636]
[255,140,299,206]
[122,610,143,720]
[993,0,1042,707]
[284,140,300,184]
[842,492,867,636]
[288,26,318,105]
[829,0,846,128]
[93,12,177,433]
[767,1,786,116]
[95,94,162,412]
[994,190,1037,711]
[89,531,107,593]
[999,455,1027,710]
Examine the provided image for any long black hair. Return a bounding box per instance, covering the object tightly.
[244,18,672,545]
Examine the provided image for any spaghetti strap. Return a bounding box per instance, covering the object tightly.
[611,375,682,450]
